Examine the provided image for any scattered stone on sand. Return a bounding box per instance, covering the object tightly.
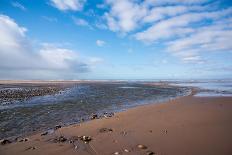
[164,129,168,134]
[0,139,11,145]
[99,128,113,133]
[103,112,114,118]
[137,144,147,149]
[114,151,120,155]
[91,114,98,120]
[120,131,127,136]
[146,150,155,155]
[41,131,48,136]
[54,125,62,130]
[54,136,67,143]
[124,149,130,152]
[80,136,92,143]
[17,138,29,142]
[25,146,36,151]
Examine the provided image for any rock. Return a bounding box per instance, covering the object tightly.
[99,128,113,133]
[0,139,11,145]
[54,136,67,143]
[54,125,62,130]
[124,149,130,152]
[146,151,155,155]
[80,136,92,143]
[114,151,120,155]
[137,144,147,149]
[25,146,36,151]
[41,131,48,136]
[91,114,98,120]
[18,138,29,142]
[103,112,114,118]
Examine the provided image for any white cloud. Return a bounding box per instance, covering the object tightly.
[96,40,106,47]
[144,0,209,6]
[72,17,93,29]
[104,0,147,33]
[11,1,26,11]
[50,0,86,11]
[0,14,102,79]
[135,9,232,43]
[102,0,232,64]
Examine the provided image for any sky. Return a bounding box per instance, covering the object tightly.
[0,0,232,80]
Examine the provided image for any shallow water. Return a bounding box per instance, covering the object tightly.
[172,80,232,97]
[0,82,189,139]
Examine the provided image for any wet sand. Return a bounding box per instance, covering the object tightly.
[1,93,232,155]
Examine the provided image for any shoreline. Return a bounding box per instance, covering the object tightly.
[0,82,189,140]
[1,91,232,155]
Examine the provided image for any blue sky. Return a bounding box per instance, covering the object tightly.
[0,0,232,80]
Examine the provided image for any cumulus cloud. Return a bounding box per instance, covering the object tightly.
[0,14,101,79]
[96,40,106,47]
[104,0,147,33]
[50,0,86,11]
[103,0,232,63]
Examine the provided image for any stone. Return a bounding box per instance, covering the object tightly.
[80,136,92,143]
[146,151,155,155]
[41,131,48,136]
[54,125,62,130]
[0,139,11,145]
[18,138,29,142]
[99,128,113,133]
[124,149,130,152]
[54,136,67,143]
[137,144,147,149]
[25,146,36,151]
[91,114,98,120]
[114,151,120,155]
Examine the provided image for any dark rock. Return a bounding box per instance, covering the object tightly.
[18,138,29,142]
[80,136,92,143]
[99,128,113,133]
[41,131,48,136]
[54,136,67,143]
[103,112,114,118]
[0,139,11,145]
[54,125,62,130]
[91,114,98,120]
[146,151,155,155]
[25,146,36,151]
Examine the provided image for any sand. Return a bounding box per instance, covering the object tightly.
[1,94,232,155]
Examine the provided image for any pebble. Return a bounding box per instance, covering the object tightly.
[146,151,155,155]
[25,146,36,151]
[17,138,29,142]
[80,136,92,143]
[54,136,67,143]
[137,144,147,149]
[114,151,120,155]
[54,125,62,130]
[124,149,130,152]
[41,131,48,136]
[91,114,98,120]
[99,128,113,133]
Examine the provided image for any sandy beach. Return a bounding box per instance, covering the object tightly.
[1,92,232,155]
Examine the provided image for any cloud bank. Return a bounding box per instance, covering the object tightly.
[103,0,232,63]
[0,14,100,79]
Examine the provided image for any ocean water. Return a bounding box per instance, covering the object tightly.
[0,82,189,139]
[171,80,232,97]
